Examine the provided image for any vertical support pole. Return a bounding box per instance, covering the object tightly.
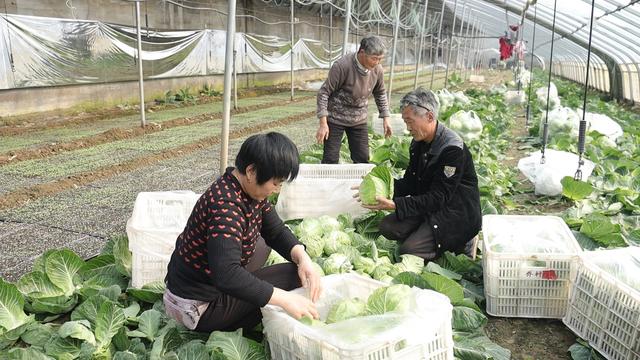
[388,0,403,102]
[414,0,429,89]
[291,0,294,100]
[233,49,238,110]
[329,5,333,67]
[220,0,236,173]
[461,16,475,80]
[342,0,352,56]
[525,4,538,127]
[403,28,407,70]
[430,0,446,88]
[454,6,468,78]
[444,0,461,89]
[134,1,146,128]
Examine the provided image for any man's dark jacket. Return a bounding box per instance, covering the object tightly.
[393,122,482,255]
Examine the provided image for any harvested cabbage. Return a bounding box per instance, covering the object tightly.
[322,254,353,275]
[326,298,367,324]
[359,166,393,205]
[448,110,483,142]
[366,284,413,315]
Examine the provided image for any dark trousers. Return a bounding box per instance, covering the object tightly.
[379,214,437,262]
[195,238,301,333]
[322,122,369,164]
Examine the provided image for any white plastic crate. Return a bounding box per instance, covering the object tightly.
[275,164,375,221]
[563,248,640,360]
[262,273,454,360]
[126,191,200,288]
[469,75,485,83]
[370,113,408,136]
[482,215,582,318]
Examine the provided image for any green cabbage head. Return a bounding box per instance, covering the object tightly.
[359,166,394,205]
[326,298,367,324]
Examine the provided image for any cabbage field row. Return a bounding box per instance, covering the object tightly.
[1,72,638,359]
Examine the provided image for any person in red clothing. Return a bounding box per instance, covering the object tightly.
[164,132,322,333]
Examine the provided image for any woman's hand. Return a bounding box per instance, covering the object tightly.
[297,258,322,302]
[291,245,322,302]
[270,288,319,320]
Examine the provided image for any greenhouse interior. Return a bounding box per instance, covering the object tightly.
[1,0,639,359]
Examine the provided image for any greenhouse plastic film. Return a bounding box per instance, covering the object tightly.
[482,215,582,318]
[517,149,595,196]
[564,247,640,360]
[262,273,454,360]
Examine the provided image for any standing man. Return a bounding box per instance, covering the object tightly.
[360,88,481,262]
[316,35,392,164]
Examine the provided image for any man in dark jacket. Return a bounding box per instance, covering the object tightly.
[361,88,481,261]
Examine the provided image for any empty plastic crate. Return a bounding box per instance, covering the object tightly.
[275,164,375,221]
[126,191,201,288]
[482,215,582,318]
[262,273,454,360]
[563,247,640,360]
[370,113,408,136]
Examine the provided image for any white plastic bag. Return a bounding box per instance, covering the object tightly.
[539,107,581,140]
[517,149,595,196]
[536,83,561,110]
[490,84,507,95]
[448,110,483,141]
[505,90,526,105]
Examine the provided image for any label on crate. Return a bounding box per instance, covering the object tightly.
[520,267,558,280]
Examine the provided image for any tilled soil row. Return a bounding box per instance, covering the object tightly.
[0,111,315,211]
[1,96,315,166]
[0,86,296,135]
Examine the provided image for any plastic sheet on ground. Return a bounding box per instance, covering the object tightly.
[583,111,624,142]
[517,149,595,196]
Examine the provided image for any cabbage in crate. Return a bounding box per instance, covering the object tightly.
[359,166,394,205]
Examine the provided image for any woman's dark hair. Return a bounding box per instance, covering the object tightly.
[235,132,299,185]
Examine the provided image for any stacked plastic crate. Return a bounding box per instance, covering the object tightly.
[563,247,640,360]
[126,191,200,288]
[482,215,582,318]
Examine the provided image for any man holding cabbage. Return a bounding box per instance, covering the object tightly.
[357,88,481,262]
[316,35,392,163]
